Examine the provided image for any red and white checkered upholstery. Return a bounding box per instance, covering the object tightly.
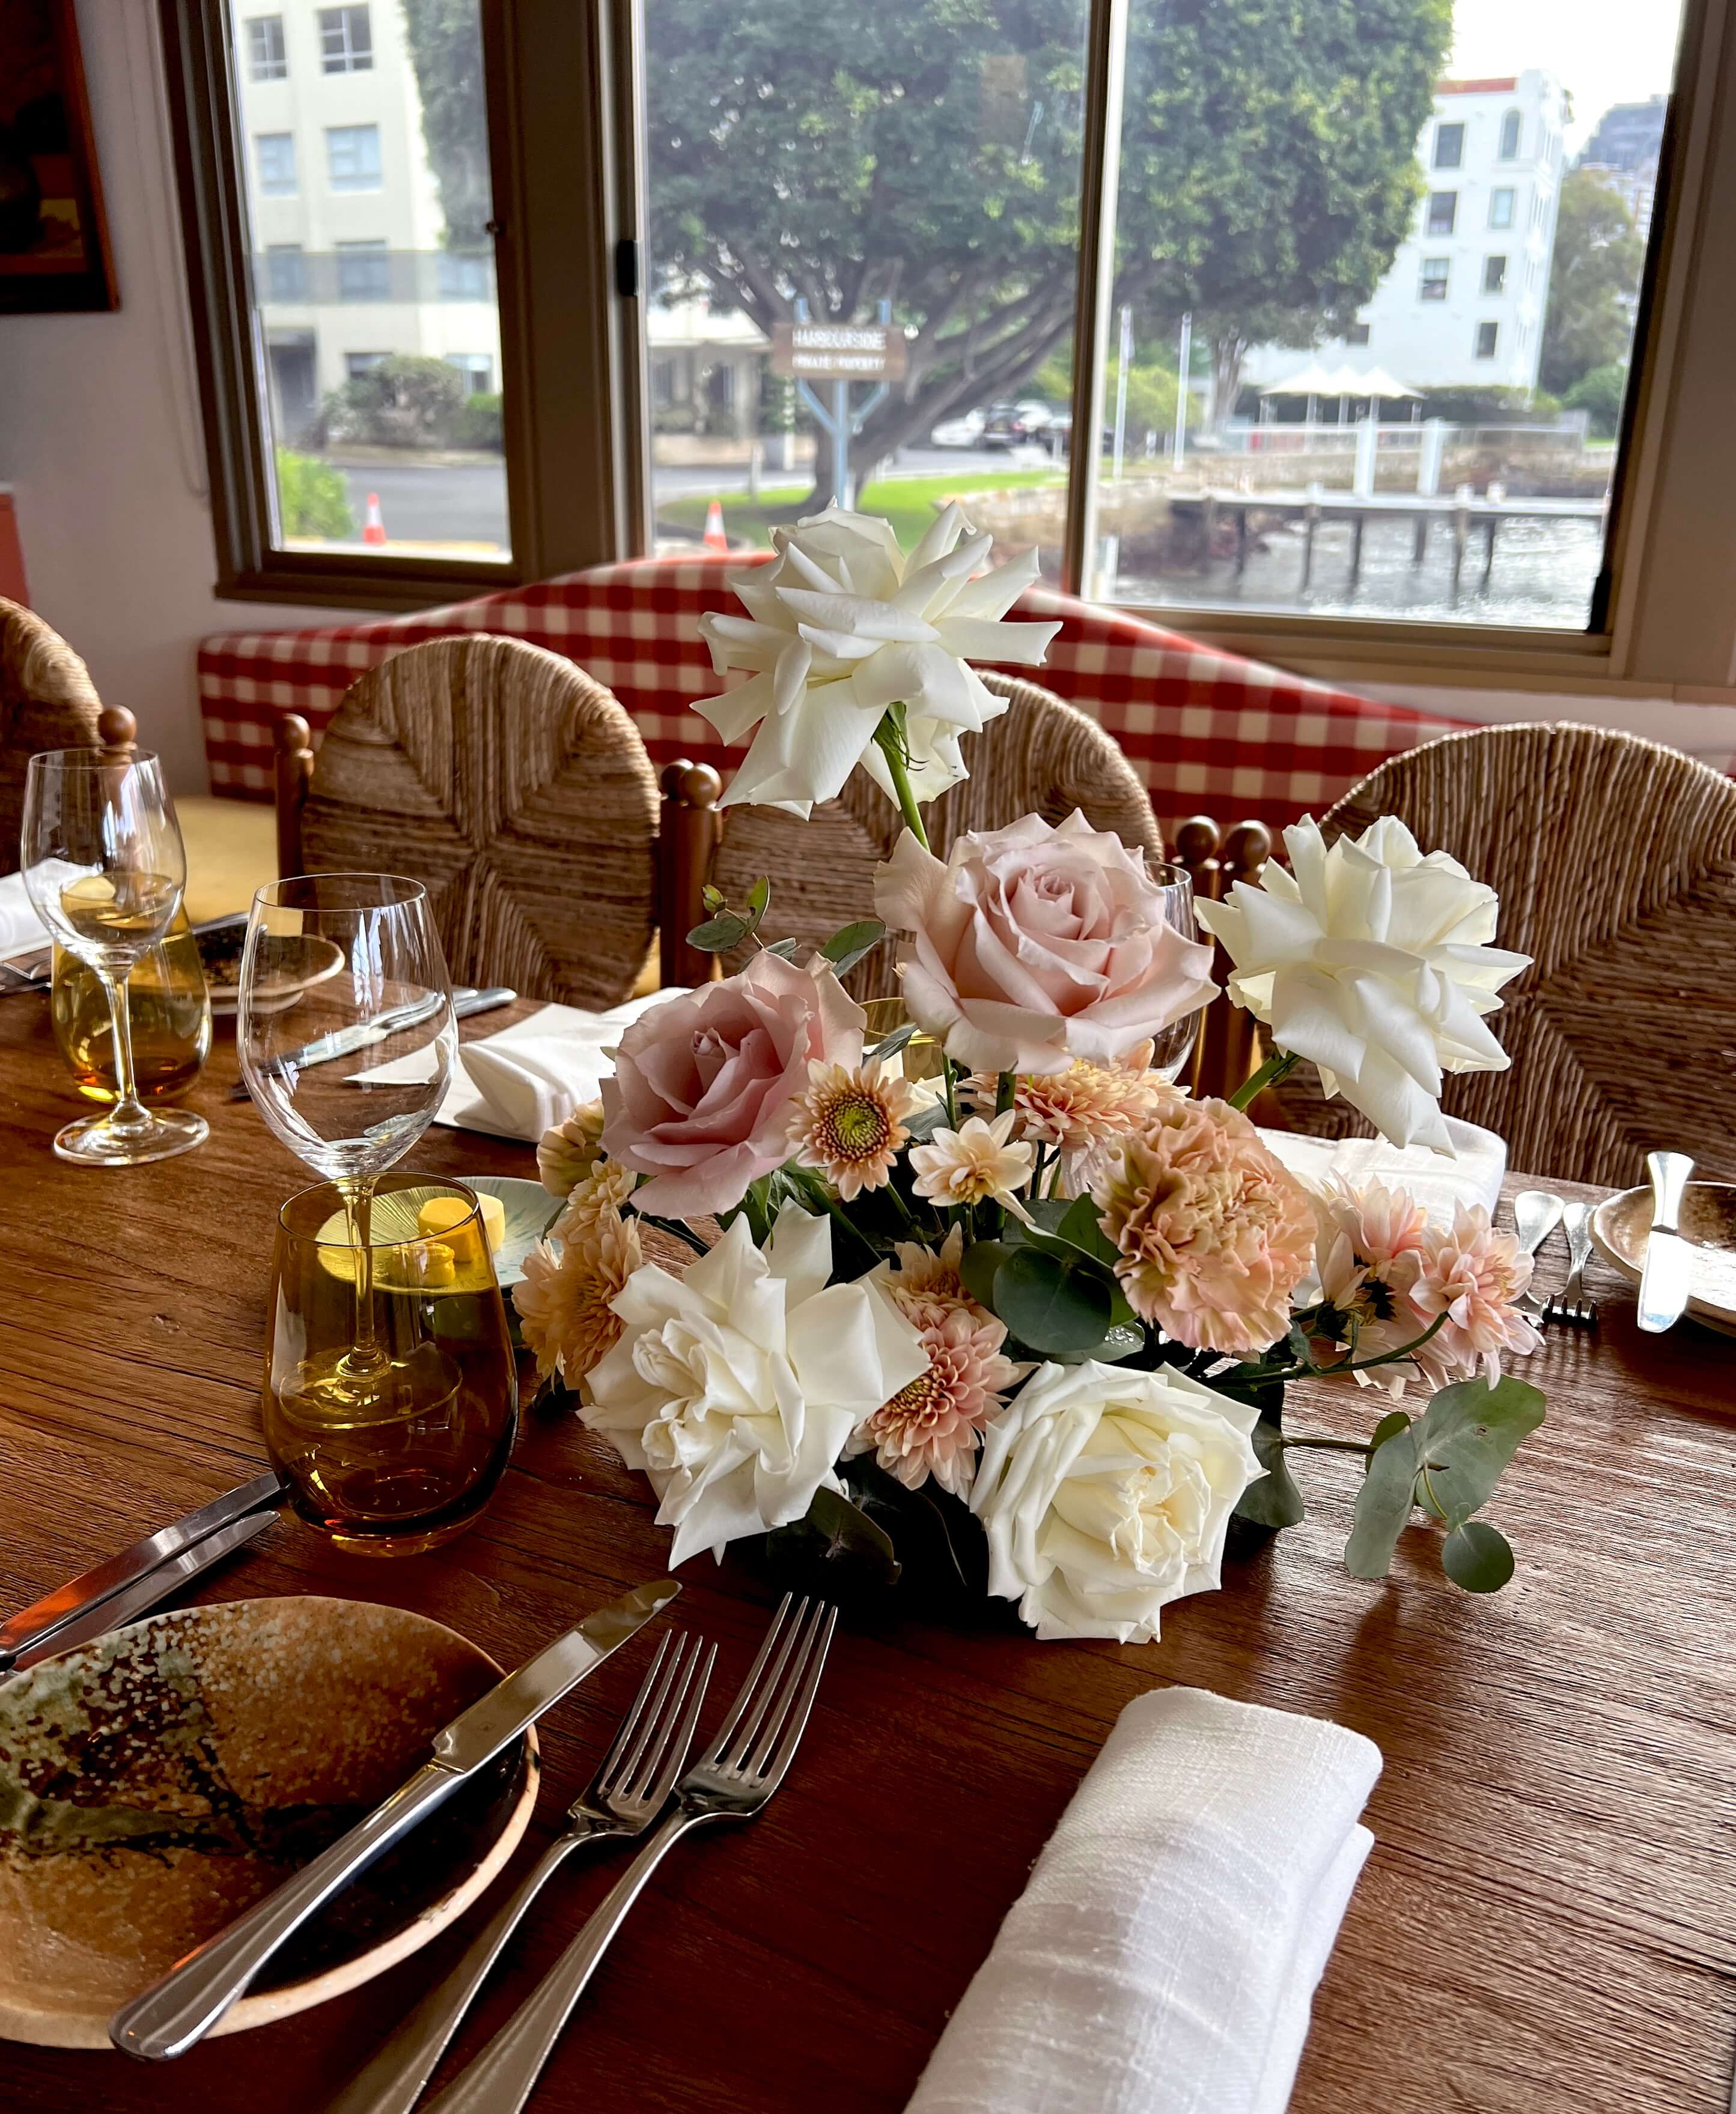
[198,555,1468,832]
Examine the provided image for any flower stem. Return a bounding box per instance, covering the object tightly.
[1228,1045,1301,1112]
[629,1206,710,1257]
[1277,1435,1377,1457]
[995,1070,1015,1116]
[873,705,930,852]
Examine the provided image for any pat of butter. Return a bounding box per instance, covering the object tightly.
[416,1192,506,1264]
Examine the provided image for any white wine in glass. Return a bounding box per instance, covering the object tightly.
[21,749,209,1167]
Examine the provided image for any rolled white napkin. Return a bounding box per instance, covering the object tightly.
[0,871,49,960]
[906,1686,1381,2114]
[1258,1115,1506,1227]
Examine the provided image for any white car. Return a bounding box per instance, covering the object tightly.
[928,408,988,448]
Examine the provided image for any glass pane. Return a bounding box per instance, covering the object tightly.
[1091,0,1686,633]
[231,0,509,562]
[639,0,1088,574]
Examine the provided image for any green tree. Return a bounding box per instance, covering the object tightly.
[1539,169,1645,398]
[323,353,468,446]
[275,449,355,540]
[1562,361,1628,440]
[646,0,1448,498]
[399,0,492,249]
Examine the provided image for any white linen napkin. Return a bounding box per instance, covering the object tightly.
[1258,1115,1506,1226]
[0,871,49,961]
[349,990,686,1142]
[906,1686,1381,2114]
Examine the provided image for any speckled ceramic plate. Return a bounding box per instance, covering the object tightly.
[199,930,346,1018]
[312,1175,552,1291]
[1589,1181,1736,1339]
[0,1597,538,2048]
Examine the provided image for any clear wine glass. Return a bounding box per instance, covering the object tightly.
[21,748,210,1167]
[239,874,457,1422]
[1148,861,1204,1084]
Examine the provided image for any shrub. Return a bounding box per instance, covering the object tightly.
[1563,363,1629,439]
[323,354,469,446]
[1416,385,1560,426]
[275,449,354,539]
[449,391,503,450]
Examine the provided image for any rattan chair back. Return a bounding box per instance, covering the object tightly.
[0,598,103,877]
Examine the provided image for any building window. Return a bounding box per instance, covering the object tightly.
[436,251,492,300]
[246,16,287,81]
[1475,320,1499,359]
[344,352,388,379]
[1345,321,1371,346]
[1419,257,1449,302]
[1433,122,1464,170]
[326,124,382,192]
[264,243,305,299]
[1425,190,1457,236]
[651,356,677,407]
[446,353,495,394]
[254,132,296,196]
[318,5,373,73]
[1499,109,1522,160]
[1490,186,1516,229]
[1482,254,1507,296]
[336,239,390,300]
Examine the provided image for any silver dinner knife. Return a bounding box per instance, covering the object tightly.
[1637,1150,1696,1335]
[233,987,516,1098]
[0,1469,288,1675]
[108,1577,681,2062]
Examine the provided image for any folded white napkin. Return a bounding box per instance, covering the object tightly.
[350,990,687,1142]
[906,1686,1380,2114]
[1258,1115,1506,1227]
[0,871,49,961]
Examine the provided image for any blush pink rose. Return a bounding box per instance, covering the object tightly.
[600,954,865,1217]
[874,810,1218,1076]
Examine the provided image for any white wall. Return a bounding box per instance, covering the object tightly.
[0,2,353,793]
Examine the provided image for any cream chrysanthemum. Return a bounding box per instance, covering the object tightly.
[556,1159,637,1241]
[847,1303,1028,1496]
[513,1206,643,1393]
[537,1100,607,1198]
[909,1112,1035,1218]
[1307,1179,1434,1397]
[787,1058,919,1200]
[1410,1204,1541,1385]
[881,1225,974,1319]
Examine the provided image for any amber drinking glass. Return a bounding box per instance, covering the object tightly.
[1147,862,1202,1083]
[264,1174,518,1556]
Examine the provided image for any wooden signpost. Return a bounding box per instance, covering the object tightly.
[772,306,906,505]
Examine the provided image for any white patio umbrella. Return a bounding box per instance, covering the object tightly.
[1258,361,1345,427]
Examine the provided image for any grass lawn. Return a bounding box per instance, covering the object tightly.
[657,468,1064,549]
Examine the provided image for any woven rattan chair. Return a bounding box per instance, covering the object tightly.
[283,635,663,1008]
[1262,722,1736,1186]
[709,673,1165,999]
[1,598,103,877]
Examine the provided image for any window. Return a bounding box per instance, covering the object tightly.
[1434,122,1464,169]
[344,352,388,379]
[336,239,390,300]
[1419,257,1449,302]
[254,132,296,196]
[651,356,677,407]
[1499,109,1522,159]
[1483,254,1507,295]
[1490,186,1516,229]
[318,5,373,73]
[1345,321,1371,346]
[446,353,495,394]
[1425,190,1457,235]
[264,244,305,300]
[325,124,382,193]
[1475,320,1499,358]
[245,16,286,81]
[436,251,492,301]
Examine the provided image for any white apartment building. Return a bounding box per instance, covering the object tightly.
[234,1,501,442]
[1246,70,1569,397]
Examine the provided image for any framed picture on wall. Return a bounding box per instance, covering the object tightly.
[0,0,115,314]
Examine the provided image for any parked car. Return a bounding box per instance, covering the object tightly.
[981,400,1062,450]
[928,407,988,448]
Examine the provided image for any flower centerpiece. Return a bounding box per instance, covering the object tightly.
[517,507,1547,1642]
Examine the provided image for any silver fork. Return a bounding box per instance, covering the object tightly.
[1512,1189,1566,1317]
[422,1595,837,2114]
[1543,1200,1597,1326]
[320,1631,714,2114]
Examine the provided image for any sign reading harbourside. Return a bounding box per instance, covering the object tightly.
[770,321,908,382]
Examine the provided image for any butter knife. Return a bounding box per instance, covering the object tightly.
[231,986,516,1100]
[0,1469,288,1674]
[109,1577,681,2062]
[1637,1151,1696,1335]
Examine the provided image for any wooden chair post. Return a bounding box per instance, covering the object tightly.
[657,760,723,988]
[1185,817,1273,1102]
[97,705,137,755]
[273,714,314,877]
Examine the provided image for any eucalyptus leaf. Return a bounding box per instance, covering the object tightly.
[993,1246,1113,1359]
[1408,1377,1546,1525]
[903,1101,952,1145]
[764,1485,901,1591]
[761,936,800,961]
[1235,1419,1306,1528]
[821,919,887,978]
[960,1237,1015,1309]
[867,1019,918,1066]
[1368,1408,1412,1457]
[686,913,749,952]
[1091,1324,1147,1363]
[748,874,771,923]
[701,883,726,912]
[1441,1518,1515,1593]
[1344,1416,1420,1579]
[1055,1192,1120,1269]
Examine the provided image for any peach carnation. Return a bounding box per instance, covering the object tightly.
[847,1303,1028,1496]
[964,1057,1174,1156]
[514,1206,643,1395]
[1409,1203,1541,1384]
[1094,1096,1315,1357]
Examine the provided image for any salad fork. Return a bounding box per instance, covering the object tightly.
[321,1630,713,2114]
[1543,1201,1598,1326]
[1512,1189,1565,1317]
[422,1594,837,2114]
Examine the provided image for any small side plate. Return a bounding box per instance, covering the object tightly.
[1589,1182,1736,1339]
[313,1174,554,1291]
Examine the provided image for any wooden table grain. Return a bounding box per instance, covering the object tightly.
[1,994,1732,2114]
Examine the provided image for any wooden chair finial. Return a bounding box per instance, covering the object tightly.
[657,760,726,988]
[97,705,137,754]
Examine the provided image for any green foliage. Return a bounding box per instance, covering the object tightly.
[1415,385,1556,425]
[764,1484,901,1594]
[274,448,354,539]
[1563,362,1629,440]
[448,391,503,451]
[993,1244,1116,1359]
[1540,168,1645,398]
[1441,1518,1515,1593]
[399,0,492,247]
[323,355,469,447]
[1238,1419,1306,1529]
[821,919,885,976]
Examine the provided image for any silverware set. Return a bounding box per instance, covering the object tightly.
[1512,1189,1598,1326]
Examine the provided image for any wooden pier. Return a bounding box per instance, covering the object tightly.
[1174,488,1609,594]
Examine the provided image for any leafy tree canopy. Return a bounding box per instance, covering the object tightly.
[400,0,492,248]
[1539,167,1645,399]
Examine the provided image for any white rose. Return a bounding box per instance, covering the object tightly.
[582,1203,928,1565]
[970,1360,1263,1643]
[1195,814,1530,1153]
[693,504,1061,818]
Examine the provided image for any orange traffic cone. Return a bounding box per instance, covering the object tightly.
[702,499,728,553]
[362,492,388,547]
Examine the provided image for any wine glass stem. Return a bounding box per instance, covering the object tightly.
[96,967,151,1133]
[339,1176,386,1374]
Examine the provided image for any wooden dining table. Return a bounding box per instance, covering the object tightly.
[1,991,1732,2114]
